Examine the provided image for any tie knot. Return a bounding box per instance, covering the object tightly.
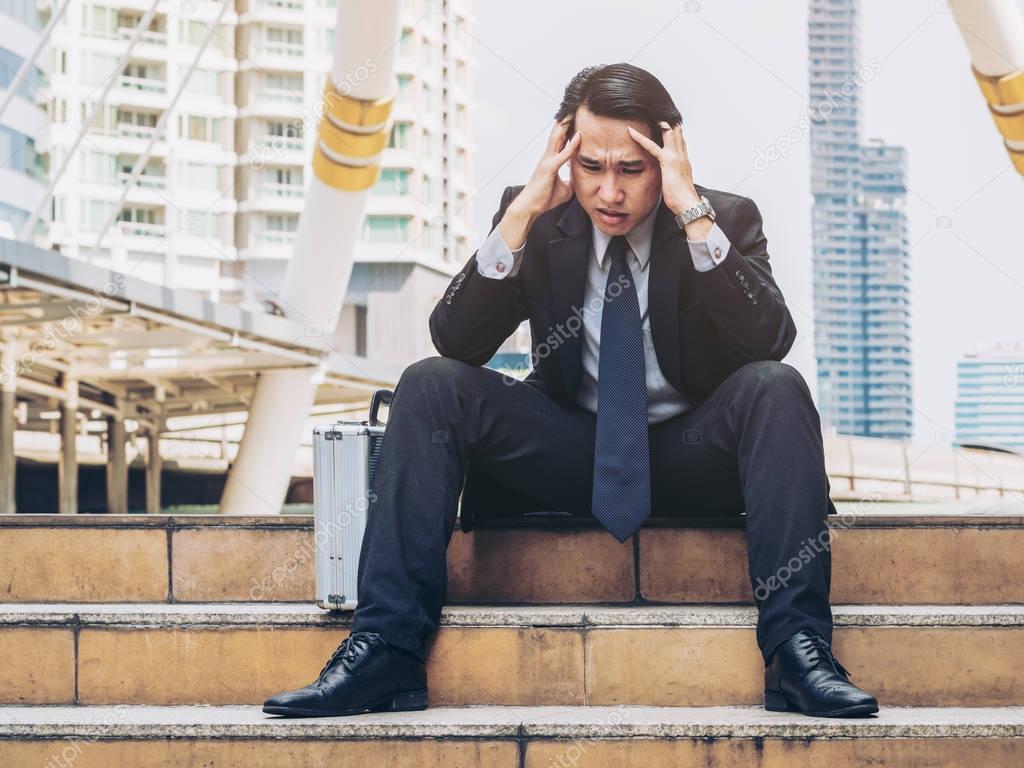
[605,235,629,265]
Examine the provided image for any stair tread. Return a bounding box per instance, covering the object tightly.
[1,704,1023,739]
[3,602,1024,627]
[2,501,1024,530]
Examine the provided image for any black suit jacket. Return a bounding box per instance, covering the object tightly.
[428,184,800,529]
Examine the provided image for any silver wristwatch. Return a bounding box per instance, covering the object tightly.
[674,195,716,228]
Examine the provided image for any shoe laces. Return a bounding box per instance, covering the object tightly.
[316,632,375,683]
[794,632,851,680]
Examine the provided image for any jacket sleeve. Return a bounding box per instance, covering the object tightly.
[428,185,530,365]
[692,195,797,365]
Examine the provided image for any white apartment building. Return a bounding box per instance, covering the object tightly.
[43,0,475,365]
[45,0,239,293]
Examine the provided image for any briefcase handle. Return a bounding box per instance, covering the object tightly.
[368,389,394,427]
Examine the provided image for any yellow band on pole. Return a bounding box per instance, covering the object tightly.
[322,80,394,128]
[987,104,1024,141]
[318,116,389,159]
[311,146,381,191]
[1007,141,1024,175]
[973,66,1024,107]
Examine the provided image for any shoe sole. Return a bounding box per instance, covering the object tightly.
[764,689,878,718]
[263,688,428,718]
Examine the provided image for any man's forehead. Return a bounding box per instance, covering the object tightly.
[577,140,647,164]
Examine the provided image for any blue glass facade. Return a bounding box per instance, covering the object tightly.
[809,0,913,439]
[955,350,1024,452]
[0,0,46,235]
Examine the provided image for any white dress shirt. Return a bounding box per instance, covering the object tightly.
[475,196,734,424]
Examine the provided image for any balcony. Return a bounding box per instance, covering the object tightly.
[255,41,304,58]
[242,88,305,119]
[117,26,168,46]
[258,86,302,104]
[116,75,168,110]
[119,75,166,94]
[254,229,296,246]
[118,171,167,190]
[116,220,166,238]
[256,134,303,153]
[257,182,302,198]
[241,182,304,214]
[117,121,158,139]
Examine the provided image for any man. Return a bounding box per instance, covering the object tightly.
[264,63,879,719]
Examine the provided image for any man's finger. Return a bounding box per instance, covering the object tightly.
[556,130,581,162]
[547,117,572,154]
[627,126,661,157]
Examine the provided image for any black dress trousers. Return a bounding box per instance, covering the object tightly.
[349,355,834,665]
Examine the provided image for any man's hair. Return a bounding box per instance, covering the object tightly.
[554,63,682,147]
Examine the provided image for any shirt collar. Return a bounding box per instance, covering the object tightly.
[592,194,663,272]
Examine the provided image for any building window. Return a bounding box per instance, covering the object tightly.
[396,75,412,106]
[373,169,410,195]
[363,215,410,243]
[388,122,410,149]
[186,115,220,142]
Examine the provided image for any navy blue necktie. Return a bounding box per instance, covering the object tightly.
[591,235,652,542]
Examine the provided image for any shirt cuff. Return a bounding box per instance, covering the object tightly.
[475,226,526,279]
[687,221,731,272]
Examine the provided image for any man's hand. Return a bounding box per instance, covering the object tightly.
[499,117,581,250]
[627,121,712,239]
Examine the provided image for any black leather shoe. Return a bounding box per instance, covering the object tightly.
[263,631,427,717]
[764,630,878,717]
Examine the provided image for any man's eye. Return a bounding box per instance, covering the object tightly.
[622,168,642,175]
[581,164,600,172]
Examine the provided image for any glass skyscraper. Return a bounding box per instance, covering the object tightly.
[956,345,1024,453]
[809,0,912,439]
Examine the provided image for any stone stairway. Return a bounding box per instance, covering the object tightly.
[1,508,1023,765]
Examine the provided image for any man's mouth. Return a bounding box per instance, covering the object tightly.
[597,208,628,221]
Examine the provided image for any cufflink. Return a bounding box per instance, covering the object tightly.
[713,247,722,258]
[496,261,506,273]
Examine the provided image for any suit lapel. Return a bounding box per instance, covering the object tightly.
[548,198,591,399]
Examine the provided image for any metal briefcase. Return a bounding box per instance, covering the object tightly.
[312,389,393,610]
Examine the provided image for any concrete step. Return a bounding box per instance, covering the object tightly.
[1,704,1022,766]
[2,506,1024,604]
[3,603,1023,708]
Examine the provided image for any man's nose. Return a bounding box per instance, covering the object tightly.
[598,173,623,204]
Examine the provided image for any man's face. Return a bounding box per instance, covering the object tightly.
[569,106,663,236]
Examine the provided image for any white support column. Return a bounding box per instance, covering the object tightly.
[106,404,128,515]
[58,374,79,515]
[219,0,401,515]
[950,0,1024,172]
[0,343,16,515]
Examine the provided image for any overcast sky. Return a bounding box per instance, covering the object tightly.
[467,0,1024,443]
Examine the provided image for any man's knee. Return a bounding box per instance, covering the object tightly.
[732,360,812,403]
[397,355,475,393]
